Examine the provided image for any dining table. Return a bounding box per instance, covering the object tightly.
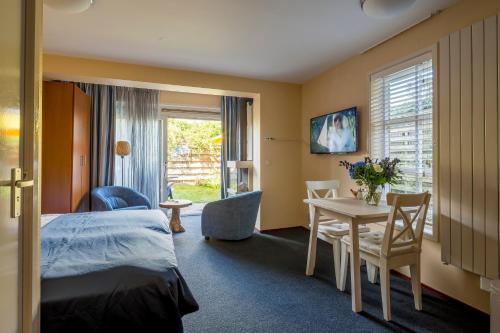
[304,197,410,313]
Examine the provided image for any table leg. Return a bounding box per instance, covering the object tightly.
[349,220,362,312]
[306,207,321,276]
[170,207,185,233]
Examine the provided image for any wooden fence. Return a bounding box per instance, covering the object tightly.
[167,153,220,185]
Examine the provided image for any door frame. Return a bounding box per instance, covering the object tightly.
[20,1,42,332]
[159,105,222,202]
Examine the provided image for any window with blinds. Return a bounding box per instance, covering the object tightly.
[369,52,435,235]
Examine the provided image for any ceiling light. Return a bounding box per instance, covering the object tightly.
[361,0,417,19]
[44,0,94,14]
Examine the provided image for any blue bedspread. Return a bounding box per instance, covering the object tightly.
[42,210,177,278]
[41,210,198,333]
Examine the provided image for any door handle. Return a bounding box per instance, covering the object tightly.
[16,180,34,188]
[0,168,34,218]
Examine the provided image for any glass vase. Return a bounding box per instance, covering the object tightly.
[365,185,382,206]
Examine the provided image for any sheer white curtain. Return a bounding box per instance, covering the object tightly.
[115,87,160,208]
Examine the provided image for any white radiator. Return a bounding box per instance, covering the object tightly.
[439,14,500,280]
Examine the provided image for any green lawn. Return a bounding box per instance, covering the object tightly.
[172,184,221,203]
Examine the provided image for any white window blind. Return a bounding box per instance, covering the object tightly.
[370,53,434,234]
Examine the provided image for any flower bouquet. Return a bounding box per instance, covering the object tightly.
[339,157,402,206]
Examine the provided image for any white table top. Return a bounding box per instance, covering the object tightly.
[303,197,395,219]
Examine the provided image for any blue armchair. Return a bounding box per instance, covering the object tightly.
[201,191,262,241]
[91,186,152,211]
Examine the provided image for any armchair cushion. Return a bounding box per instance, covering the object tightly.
[91,186,152,211]
[107,196,128,210]
[115,205,149,211]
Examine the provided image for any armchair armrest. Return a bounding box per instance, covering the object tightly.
[91,191,114,211]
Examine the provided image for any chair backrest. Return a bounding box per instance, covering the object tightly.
[91,186,151,211]
[305,180,340,223]
[201,191,263,240]
[381,192,431,257]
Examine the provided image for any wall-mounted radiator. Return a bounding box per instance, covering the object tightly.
[439,14,500,280]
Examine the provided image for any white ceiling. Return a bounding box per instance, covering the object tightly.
[43,0,457,83]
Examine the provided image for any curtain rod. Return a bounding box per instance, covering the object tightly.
[160,104,220,113]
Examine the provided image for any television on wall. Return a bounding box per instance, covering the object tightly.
[310,107,358,154]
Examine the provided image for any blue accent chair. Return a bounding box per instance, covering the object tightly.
[201,191,263,241]
[91,186,152,211]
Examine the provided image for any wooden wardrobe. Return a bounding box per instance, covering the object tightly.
[42,81,91,214]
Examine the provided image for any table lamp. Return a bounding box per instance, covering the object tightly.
[116,140,131,185]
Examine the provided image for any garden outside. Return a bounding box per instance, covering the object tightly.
[166,118,222,204]
[172,183,221,203]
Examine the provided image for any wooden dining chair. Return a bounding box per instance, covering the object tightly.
[305,180,371,289]
[339,192,431,321]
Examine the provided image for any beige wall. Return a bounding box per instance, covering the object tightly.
[301,0,500,313]
[43,54,303,232]
[160,91,220,108]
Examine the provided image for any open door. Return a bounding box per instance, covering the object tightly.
[0,0,42,332]
[160,107,222,206]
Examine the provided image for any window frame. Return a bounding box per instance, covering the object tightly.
[367,46,439,241]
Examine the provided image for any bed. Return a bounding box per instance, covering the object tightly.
[41,210,199,333]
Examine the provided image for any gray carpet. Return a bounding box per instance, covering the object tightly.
[173,215,489,333]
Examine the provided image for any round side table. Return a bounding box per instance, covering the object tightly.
[159,199,192,233]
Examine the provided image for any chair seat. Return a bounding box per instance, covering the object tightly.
[341,230,417,256]
[115,205,149,211]
[317,220,370,237]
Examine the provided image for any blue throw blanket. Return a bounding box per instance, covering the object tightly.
[41,210,198,333]
[42,210,177,279]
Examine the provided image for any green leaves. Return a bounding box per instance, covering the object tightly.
[167,118,221,156]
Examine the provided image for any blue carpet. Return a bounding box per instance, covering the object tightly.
[173,216,489,333]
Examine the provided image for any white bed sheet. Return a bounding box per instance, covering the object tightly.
[41,214,62,228]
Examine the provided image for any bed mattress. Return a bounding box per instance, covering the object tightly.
[41,210,198,333]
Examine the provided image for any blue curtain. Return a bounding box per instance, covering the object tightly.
[76,83,116,190]
[220,96,252,198]
[115,87,160,208]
